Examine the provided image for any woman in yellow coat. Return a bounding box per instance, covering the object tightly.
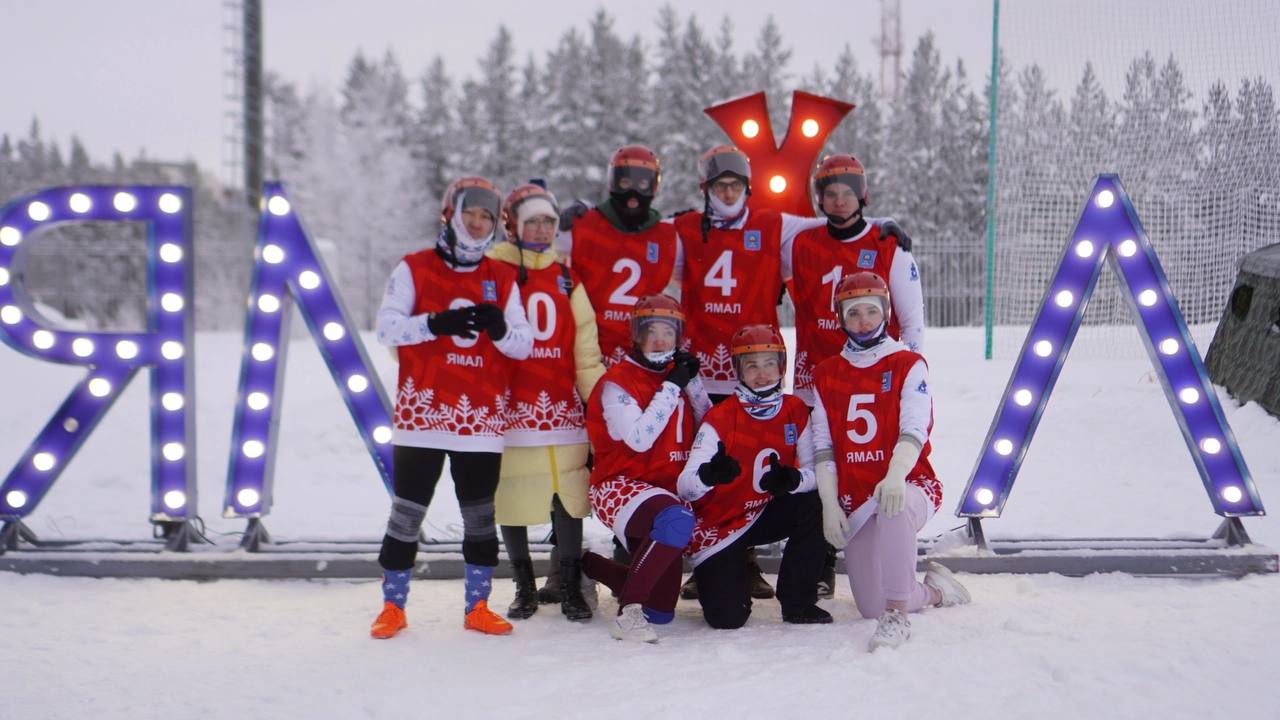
[489,182,606,621]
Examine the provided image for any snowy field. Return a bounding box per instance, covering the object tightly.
[2,325,1278,719]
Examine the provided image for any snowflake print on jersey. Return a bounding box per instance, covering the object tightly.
[839,476,942,515]
[794,351,814,390]
[396,378,508,437]
[696,343,736,384]
[605,345,628,368]
[507,390,585,432]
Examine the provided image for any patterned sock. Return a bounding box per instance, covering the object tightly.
[382,569,412,609]
[464,563,494,612]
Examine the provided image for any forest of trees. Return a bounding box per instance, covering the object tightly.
[2,6,1275,331]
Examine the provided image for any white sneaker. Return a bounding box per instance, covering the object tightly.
[924,562,971,607]
[868,608,911,652]
[610,603,658,643]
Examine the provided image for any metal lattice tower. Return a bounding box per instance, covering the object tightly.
[877,0,903,100]
[221,0,263,208]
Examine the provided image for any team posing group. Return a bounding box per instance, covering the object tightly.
[368,142,971,651]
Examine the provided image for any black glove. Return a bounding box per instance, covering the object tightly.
[697,441,741,487]
[469,303,507,341]
[664,356,694,388]
[878,218,912,252]
[759,453,803,497]
[674,349,701,379]
[559,199,591,232]
[427,307,479,339]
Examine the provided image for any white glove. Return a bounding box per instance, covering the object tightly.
[875,439,924,519]
[873,474,906,518]
[816,461,849,548]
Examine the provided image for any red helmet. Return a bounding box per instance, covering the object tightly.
[834,271,890,321]
[730,324,786,382]
[502,183,559,241]
[630,294,684,358]
[441,176,501,225]
[699,145,752,189]
[608,144,661,198]
[813,154,868,209]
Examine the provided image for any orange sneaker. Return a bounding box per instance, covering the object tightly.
[464,599,513,635]
[370,601,407,639]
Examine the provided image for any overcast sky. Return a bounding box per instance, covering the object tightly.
[2,0,1274,180]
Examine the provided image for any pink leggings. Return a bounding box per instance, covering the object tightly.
[843,484,932,618]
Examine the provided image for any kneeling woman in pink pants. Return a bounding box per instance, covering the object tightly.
[810,271,971,651]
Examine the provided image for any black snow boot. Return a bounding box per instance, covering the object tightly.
[507,558,539,620]
[537,545,562,604]
[746,547,776,600]
[783,604,833,625]
[559,558,593,621]
[817,545,837,599]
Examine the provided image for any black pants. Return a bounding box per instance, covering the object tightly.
[378,445,501,570]
[692,491,824,629]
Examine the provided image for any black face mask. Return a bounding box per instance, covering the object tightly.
[609,191,653,228]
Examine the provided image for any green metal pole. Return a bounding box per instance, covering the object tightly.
[983,0,1000,360]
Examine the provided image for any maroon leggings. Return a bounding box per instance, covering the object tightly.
[581,494,685,620]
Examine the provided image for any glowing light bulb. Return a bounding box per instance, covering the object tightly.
[72,338,95,357]
[373,426,393,444]
[1138,289,1158,307]
[257,294,280,313]
[247,392,270,411]
[69,193,92,213]
[161,293,184,312]
[113,192,137,212]
[161,341,184,360]
[267,196,291,216]
[88,378,112,397]
[975,488,994,505]
[163,490,187,509]
[32,452,56,471]
[237,488,261,507]
[801,119,820,137]
[994,439,1014,456]
[251,343,274,362]
[298,270,321,290]
[1222,486,1243,503]
[6,490,28,508]
[115,340,139,360]
[1118,239,1137,258]
[1,305,22,325]
[347,374,369,393]
[0,226,20,246]
[1159,338,1179,355]
[1178,388,1200,404]
[162,392,184,411]
[1200,438,1221,455]
[1075,240,1094,258]
[159,243,183,263]
[769,175,787,193]
[262,244,285,264]
[27,201,51,221]
[162,442,185,461]
[158,193,183,214]
[323,322,345,341]
[1013,389,1033,406]
[1054,290,1074,308]
[242,440,265,459]
[1033,340,1053,357]
[0,267,8,286]
[740,119,760,138]
[1095,190,1114,208]
[32,330,54,350]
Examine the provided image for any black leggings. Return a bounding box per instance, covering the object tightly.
[378,445,501,570]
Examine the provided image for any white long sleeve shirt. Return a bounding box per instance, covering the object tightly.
[599,364,711,452]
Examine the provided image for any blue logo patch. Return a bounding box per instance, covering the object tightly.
[915,380,929,395]
[646,242,659,263]
[857,249,878,269]
[556,275,572,294]
[784,423,797,446]
[744,230,761,251]
[881,371,893,393]
[910,262,919,281]
[481,280,498,302]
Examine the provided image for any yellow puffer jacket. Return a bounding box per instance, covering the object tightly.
[486,241,606,524]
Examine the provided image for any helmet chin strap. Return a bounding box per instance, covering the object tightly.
[844,319,888,350]
[742,380,782,398]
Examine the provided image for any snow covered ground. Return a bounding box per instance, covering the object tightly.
[2,325,1278,718]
